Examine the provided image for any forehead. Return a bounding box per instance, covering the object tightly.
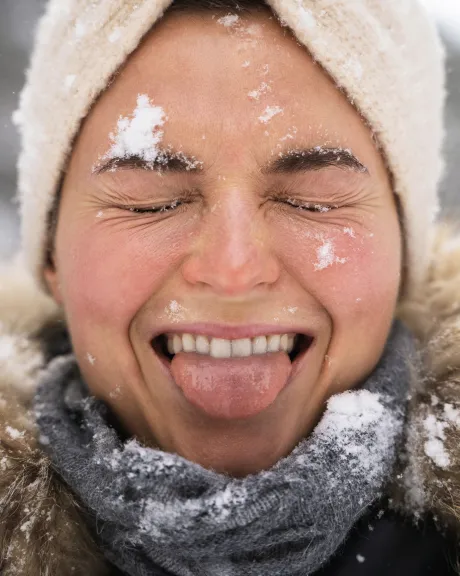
[78,10,375,168]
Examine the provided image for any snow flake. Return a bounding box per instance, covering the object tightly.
[109,385,122,399]
[20,517,36,542]
[423,414,450,469]
[109,27,122,43]
[444,403,460,427]
[294,3,317,31]
[314,239,347,271]
[248,82,271,101]
[217,14,239,27]
[75,19,87,39]
[64,74,77,90]
[5,425,24,440]
[87,353,96,366]
[11,108,23,128]
[356,554,365,563]
[258,105,283,124]
[164,300,186,323]
[102,94,167,165]
[283,306,298,314]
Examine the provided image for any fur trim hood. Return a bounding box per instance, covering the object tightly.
[0,225,460,575]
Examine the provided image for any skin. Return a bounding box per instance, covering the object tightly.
[45,10,402,477]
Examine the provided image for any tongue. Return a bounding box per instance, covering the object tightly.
[170,352,292,419]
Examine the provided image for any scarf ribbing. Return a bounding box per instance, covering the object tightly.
[34,321,414,576]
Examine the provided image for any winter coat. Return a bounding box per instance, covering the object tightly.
[0,224,460,576]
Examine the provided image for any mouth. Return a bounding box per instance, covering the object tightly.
[151,332,313,366]
[149,331,314,420]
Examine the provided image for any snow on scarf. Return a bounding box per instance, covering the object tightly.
[34,321,413,576]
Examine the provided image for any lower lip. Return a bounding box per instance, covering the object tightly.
[153,339,314,420]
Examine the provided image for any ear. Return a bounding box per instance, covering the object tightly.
[43,257,63,306]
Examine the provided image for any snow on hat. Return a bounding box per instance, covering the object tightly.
[14,0,445,297]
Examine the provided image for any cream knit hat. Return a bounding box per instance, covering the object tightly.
[14,0,445,297]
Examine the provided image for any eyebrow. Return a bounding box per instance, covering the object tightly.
[263,147,369,175]
[93,149,203,175]
[93,146,368,176]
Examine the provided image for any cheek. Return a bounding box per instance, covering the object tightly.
[275,219,401,325]
[55,215,194,333]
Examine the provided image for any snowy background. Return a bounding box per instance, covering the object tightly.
[0,0,459,260]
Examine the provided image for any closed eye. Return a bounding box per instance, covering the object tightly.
[283,198,338,213]
[125,199,185,214]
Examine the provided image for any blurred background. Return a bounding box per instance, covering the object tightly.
[0,0,459,260]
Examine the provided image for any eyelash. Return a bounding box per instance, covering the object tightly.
[122,197,338,215]
[281,197,338,213]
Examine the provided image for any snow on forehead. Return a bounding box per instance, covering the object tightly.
[103,94,167,163]
[217,14,240,27]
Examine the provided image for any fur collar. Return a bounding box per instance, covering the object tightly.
[0,226,460,575]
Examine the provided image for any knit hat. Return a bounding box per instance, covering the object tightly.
[14,0,445,297]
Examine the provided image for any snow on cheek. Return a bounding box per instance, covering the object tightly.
[164,300,187,323]
[314,239,347,271]
[101,94,167,165]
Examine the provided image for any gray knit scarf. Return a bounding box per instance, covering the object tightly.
[34,321,414,576]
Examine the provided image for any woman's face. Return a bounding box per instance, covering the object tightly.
[45,10,402,476]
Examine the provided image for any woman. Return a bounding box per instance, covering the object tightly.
[0,0,459,574]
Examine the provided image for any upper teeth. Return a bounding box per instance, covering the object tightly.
[166,333,296,359]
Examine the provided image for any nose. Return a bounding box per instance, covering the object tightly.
[181,190,280,297]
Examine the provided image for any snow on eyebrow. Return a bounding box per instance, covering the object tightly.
[217,14,239,27]
[102,94,167,164]
[258,105,283,124]
[314,239,347,271]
